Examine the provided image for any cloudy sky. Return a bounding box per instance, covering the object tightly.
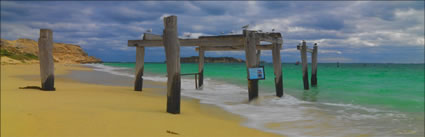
[1,1,424,63]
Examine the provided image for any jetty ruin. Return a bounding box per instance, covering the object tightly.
[128,15,285,114]
[35,15,318,115]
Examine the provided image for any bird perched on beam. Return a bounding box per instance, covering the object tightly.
[146,29,152,33]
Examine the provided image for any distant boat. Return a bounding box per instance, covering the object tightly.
[295,61,300,65]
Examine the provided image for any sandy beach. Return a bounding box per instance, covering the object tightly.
[1,64,281,137]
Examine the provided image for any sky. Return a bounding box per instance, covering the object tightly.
[1,1,424,63]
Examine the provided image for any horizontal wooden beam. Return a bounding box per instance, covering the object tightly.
[129,33,283,47]
[297,45,314,53]
[199,33,283,44]
[143,33,162,40]
[198,34,244,39]
[195,44,275,51]
[129,34,245,47]
[256,33,283,44]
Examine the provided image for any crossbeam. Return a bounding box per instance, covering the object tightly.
[143,33,162,40]
[256,32,283,44]
[128,33,283,47]
[297,44,314,53]
[127,15,290,115]
[195,44,276,51]
[129,35,244,47]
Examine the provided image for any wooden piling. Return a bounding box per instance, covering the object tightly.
[300,41,309,90]
[38,29,55,91]
[134,46,145,91]
[198,47,205,89]
[244,30,259,100]
[256,50,261,66]
[163,16,181,114]
[195,74,198,89]
[134,33,161,91]
[272,41,283,97]
[311,43,318,87]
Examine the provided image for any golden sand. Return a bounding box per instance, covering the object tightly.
[1,64,281,137]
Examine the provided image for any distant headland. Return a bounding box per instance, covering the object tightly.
[1,38,102,65]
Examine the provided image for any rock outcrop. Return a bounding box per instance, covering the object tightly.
[180,56,245,63]
[1,38,102,64]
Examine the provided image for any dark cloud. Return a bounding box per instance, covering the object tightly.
[296,15,345,30]
[1,1,423,63]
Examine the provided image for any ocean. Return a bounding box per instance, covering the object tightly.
[87,62,424,137]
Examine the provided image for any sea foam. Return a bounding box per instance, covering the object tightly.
[83,64,420,137]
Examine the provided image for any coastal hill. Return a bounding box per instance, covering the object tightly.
[1,38,102,64]
[180,56,245,63]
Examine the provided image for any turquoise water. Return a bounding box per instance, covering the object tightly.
[104,62,424,113]
[100,62,424,136]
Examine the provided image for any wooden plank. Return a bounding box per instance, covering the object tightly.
[300,41,309,90]
[198,34,244,39]
[163,16,181,114]
[256,44,274,50]
[143,33,162,40]
[272,41,283,97]
[129,32,283,48]
[311,43,318,86]
[198,47,205,89]
[129,40,163,47]
[244,30,259,101]
[128,35,244,47]
[195,44,274,51]
[256,32,283,44]
[38,29,55,91]
[134,46,145,91]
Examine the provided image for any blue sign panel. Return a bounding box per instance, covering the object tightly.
[248,66,265,80]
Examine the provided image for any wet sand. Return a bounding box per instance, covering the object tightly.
[1,64,282,137]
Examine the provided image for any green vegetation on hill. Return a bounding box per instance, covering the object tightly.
[1,49,38,61]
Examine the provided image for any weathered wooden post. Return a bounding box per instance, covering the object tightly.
[244,30,259,100]
[256,50,261,66]
[272,41,283,97]
[311,43,318,87]
[299,41,309,90]
[195,74,198,89]
[198,47,205,89]
[38,29,55,91]
[134,46,145,91]
[163,16,181,114]
[134,33,162,91]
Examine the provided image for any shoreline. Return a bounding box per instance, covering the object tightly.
[1,64,282,137]
[69,64,248,120]
[98,63,425,137]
